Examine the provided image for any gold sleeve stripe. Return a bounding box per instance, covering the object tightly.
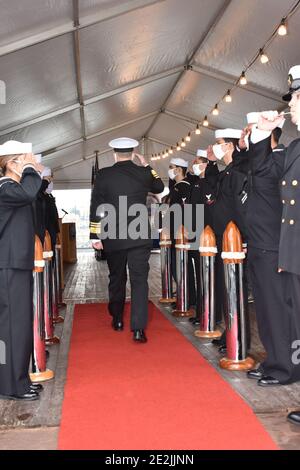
[151,170,160,179]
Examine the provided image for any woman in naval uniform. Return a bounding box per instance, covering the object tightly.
[0,140,42,401]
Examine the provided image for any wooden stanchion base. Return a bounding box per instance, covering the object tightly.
[30,369,55,383]
[53,316,64,324]
[219,356,255,371]
[46,336,60,345]
[159,297,176,304]
[172,309,194,318]
[194,330,222,339]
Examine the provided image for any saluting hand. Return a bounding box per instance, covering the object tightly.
[258,111,285,131]
[207,145,217,162]
[134,153,148,167]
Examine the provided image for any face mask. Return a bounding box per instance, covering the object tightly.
[46,181,54,194]
[213,144,228,160]
[193,164,205,176]
[168,169,176,180]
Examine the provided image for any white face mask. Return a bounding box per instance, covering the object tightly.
[168,169,176,180]
[212,144,228,160]
[193,164,205,176]
[46,181,54,194]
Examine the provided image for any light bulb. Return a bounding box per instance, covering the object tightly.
[239,72,247,86]
[278,18,287,36]
[176,143,181,151]
[260,49,269,64]
[169,147,174,154]
[185,132,191,142]
[212,104,219,116]
[181,138,186,148]
[203,116,209,127]
[195,124,201,135]
[225,90,232,103]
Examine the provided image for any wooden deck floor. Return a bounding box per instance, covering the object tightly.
[0,249,300,450]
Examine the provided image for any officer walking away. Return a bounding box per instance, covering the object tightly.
[90,138,164,343]
[0,141,43,401]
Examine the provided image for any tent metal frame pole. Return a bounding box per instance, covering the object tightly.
[163,109,218,131]
[144,0,233,137]
[0,66,183,137]
[42,111,158,158]
[0,0,165,58]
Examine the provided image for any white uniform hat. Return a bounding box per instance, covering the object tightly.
[246,112,260,125]
[196,149,208,159]
[215,129,242,140]
[283,65,300,101]
[0,140,32,156]
[170,157,189,168]
[109,137,139,152]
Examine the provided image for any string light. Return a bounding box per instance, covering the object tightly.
[259,48,269,64]
[278,18,288,36]
[176,143,181,151]
[169,147,174,154]
[239,71,247,86]
[212,104,219,116]
[185,132,191,142]
[195,124,201,135]
[225,90,232,103]
[181,138,186,148]
[203,116,209,127]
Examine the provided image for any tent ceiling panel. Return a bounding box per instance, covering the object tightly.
[149,113,214,152]
[79,0,225,99]
[0,109,82,154]
[85,72,180,135]
[0,34,77,130]
[194,0,296,95]
[0,0,73,48]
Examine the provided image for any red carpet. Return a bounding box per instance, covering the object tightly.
[58,302,277,450]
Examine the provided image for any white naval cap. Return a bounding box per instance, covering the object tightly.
[215,129,242,140]
[246,112,260,125]
[0,140,32,156]
[170,157,189,168]
[283,65,300,101]
[109,137,139,152]
[196,149,208,159]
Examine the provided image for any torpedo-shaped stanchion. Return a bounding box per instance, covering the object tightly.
[219,222,255,371]
[52,235,64,324]
[44,231,60,345]
[159,228,176,304]
[173,225,193,318]
[195,226,221,339]
[30,235,54,383]
[55,233,66,308]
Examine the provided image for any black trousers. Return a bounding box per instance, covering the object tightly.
[0,269,33,396]
[106,245,151,330]
[188,250,202,314]
[248,247,300,383]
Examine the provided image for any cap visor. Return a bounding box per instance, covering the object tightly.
[282,92,291,102]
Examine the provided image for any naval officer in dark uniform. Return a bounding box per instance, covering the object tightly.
[0,140,42,401]
[246,114,290,386]
[90,137,164,343]
[252,66,300,425]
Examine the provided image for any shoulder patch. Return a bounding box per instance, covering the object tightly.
[151,169,160,179]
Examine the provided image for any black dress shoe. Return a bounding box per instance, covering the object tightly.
[247,367,264,380]
[30,383,44,392]
[287,411,300,426]
[257,376,281,387]
[0,390,40,401]
[112,320,124,331]
[188,317,200,325]
[133,330,147,343]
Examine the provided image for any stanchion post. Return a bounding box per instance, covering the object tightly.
[44,231,60,345]
[159,228,176,304]
[173,225,193,318]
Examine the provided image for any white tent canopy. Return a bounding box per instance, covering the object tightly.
[0,0,300,189]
